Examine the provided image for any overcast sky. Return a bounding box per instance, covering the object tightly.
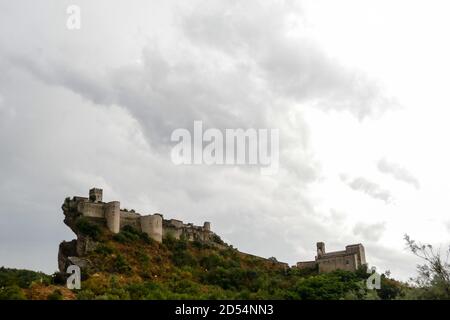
[1,0,449,281]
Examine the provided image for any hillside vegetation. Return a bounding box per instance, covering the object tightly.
[1,221,409,300]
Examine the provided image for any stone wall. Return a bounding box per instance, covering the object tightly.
[141,215,163,243]
[119,211,141,230]
[105,201,120,234]
[64,188,213,244]
[162,219,213,242]
[77,201,104,218]
[317,253,358,273]
[296,242,367,273]
[296,261,317,269]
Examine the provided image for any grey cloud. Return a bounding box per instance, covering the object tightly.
[0,0,403,278]
[345,177,394,203]
[181,0,394,119]
[5,0,394,151]
[353,222,386,242]
[378,158,420,189]
[366,243,420,279]
[0,56,322,271]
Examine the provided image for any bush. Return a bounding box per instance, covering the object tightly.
[378,276,404,300]
[47,289,63,300]
[192,240,211,250]
[52,272,68,285]
[139,232,153,244]
[200,253,223,270]
[172,251,197,268]
[75,218,102,240]
[0,285,26,300]
[0,267,51,288]
[95,244,115,255]
[114,254,132,274]
[163,232,177,248]
[135,251,150,266]
[113,225,151,244]
[293,270,360,300]
[211,234,225,245]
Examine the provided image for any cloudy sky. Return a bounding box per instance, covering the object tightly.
[1,0,449,281]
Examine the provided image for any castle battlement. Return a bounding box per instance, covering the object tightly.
[63,188,213,243]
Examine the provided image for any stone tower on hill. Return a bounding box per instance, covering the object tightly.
[296,242,367,273]
[58,188,217,272]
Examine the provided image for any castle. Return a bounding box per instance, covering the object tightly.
[64,188,213,243]
[296,242,366,273]
[59,188,367,274]
[58,188,218,272]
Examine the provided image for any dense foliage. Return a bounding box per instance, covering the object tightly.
[52,226,410,300]
[3,228,447,300]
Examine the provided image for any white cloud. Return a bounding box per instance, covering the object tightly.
[344,177,393,204]
[353,222,386,242]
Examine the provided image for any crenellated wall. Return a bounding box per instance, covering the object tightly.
[64,188,213,243]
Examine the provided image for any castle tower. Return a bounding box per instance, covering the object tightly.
[105,201,120,234]
[89,188,103,203]
[140,214,163,243]
[317,242,326,258]
[345,244,366,267]
[203,221,211,231]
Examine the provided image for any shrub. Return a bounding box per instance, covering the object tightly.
[75,218,102,240]
[293,271,360,300]
[0,267,51,288]
[0,285,26,300]
[211,234,225,245]
[172,251,197,267]
[52,272,68,285]
[135,251,150,267]
[200,253,223,270]
[163,232,177,248]
[378,276,404,300]
[139,232,153,244]
[113,225,151,244]
[114,254,132,274]
[95,244,114,255]
[47,289,63,300]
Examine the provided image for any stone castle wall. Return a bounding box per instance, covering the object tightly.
[64,188,213,243]
[297,242,367,273]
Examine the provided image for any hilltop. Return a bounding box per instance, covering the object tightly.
[0,188,409,300]
[0,225,405,300]
[1,213,406,300]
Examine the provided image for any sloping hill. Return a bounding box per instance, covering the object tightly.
[0,220,406,300]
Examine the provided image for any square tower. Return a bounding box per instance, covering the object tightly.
[316,242,326,258]
[89,188,103,202]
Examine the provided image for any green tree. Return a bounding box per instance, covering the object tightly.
[404,234,450,299]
